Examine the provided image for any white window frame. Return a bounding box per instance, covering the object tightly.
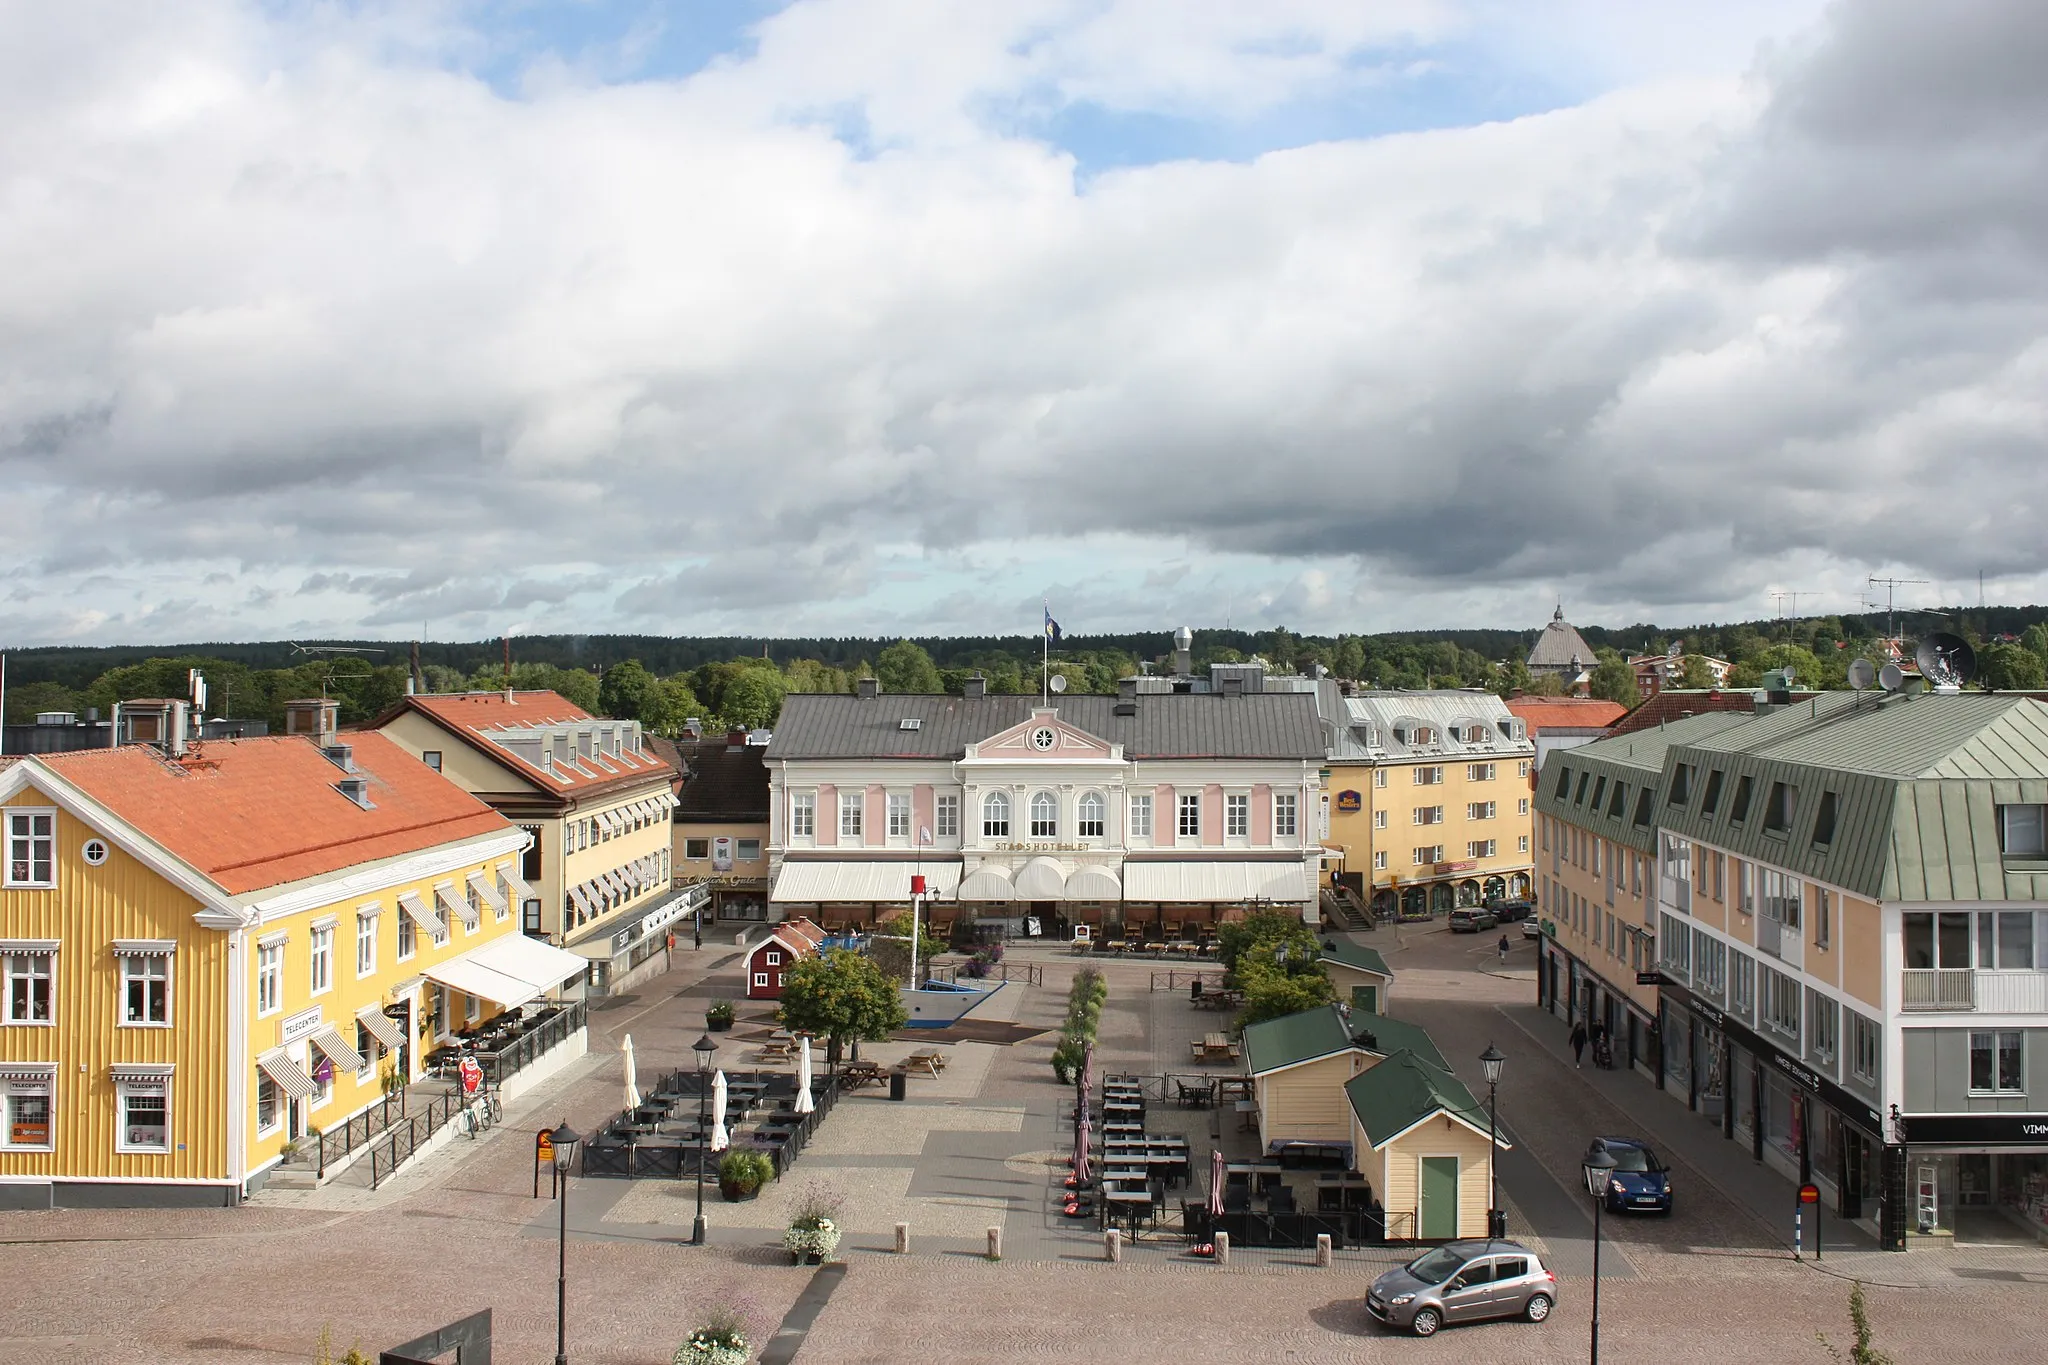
[1468,840,1496,859]
[1273,792,1298,838]
[1373,851,1388,871]
[4,809,57,889]
[114,1075,172,1155]
[983,791,1011,839]
[1127,793,1152,841]
[790,792,816,839]
[1177,793,1201,839]
[308,925,334,996]
[254,1070,283,1138]
[1518,834,1530,852]
[1413,806,1443,826]
[736,838,761,862]
[2000,803,2047,857]
[887,792,912,839]
[1373,769,1388,789]
[1224,793,1250,838]
[1029,791,1059,839]
[3,948,56,1026]
[839,792,864,840]
[1467,763,1496,782]
[256,939,284,1016]
[396,911,417,962]
[356,912,378,977]
[2,1074,56,1151]
[935,794,960,840]
[118,952,172,1028]
[753,972,770,988]
[1077,791,1106,839]
[1412,767,1443,786]
[1374,809,1388,830]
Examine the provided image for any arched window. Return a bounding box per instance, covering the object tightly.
[982,791,1011,838]
[1076,791,1105,839]
[1030,791,1058,838]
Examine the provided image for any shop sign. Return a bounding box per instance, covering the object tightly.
[1432,861,1478,874]
[1771,1053,1823,1094]
[278,1006,323,1046]
[990,842,1093,853]
[1335,790,1362,814]
[1900,1113,2048,1146]
[713,837,734,872]
[536,1128,555,1167]
[312,1057,335,1086]
[1635,971,1664,986]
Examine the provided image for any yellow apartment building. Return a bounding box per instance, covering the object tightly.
[1323,692,1535,919]
[373,691,681,994]
[1,706,585,1207]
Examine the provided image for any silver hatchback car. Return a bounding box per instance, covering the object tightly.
[1365,1239,1559,1337]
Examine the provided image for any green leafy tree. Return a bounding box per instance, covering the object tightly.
[1235,955,1337,1027]
[1587,652,1641,706]
[867,912,947,985]
[1215,909,1320,975]
[598,659,657,720]
[3,680,77,726]
[1490,658,1533,699]
[776,948,907,1063]
[1676,654,1719,689]
[638,677,705,736]
[2020,623,2048,669]
[1332,636,1366,681]
[1979,642,2046,691]
[719,668,787,729]
[875,640,943,695]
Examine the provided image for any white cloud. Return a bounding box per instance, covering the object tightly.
[2,0,2044,648]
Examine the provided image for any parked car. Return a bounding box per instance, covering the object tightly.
[1520,916,1542,940]
[1366,1239,1558,1337]
[1447,907,1497,933]
[1489,900,1535,922]
[1587,1136,1673,1214]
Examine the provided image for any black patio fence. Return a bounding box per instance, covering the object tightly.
[1184,1206,1418,1249]
[579,1067,843,1180]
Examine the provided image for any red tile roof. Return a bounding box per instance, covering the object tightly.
[385,691,675,799]
[39,732,512,895]
[1504,697,1629,733]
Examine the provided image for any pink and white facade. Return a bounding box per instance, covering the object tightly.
[763,686,1327,936]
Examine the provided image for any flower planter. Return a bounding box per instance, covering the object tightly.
[782,1220,841,1264]
[675,1340,748,1365]
[706,1016,733,1033]
[719,1182,760,1203]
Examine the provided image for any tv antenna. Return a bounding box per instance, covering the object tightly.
[1866,576,1929,642]
[290,643,387,657]
[1770,590,1811,619]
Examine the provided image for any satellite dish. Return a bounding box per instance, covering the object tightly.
[1048,674,1068,693]
[1847,659,1876,691]
[1879,663,1906,693]
[1915,633,1977,692]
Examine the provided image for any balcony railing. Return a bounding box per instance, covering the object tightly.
[1902,969,1976,1011]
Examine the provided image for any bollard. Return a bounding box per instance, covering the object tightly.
[894,1221,910,1255]
[1315,1233,1332,1268]
[1215,1231,1230,1265]
[987,1226,1002,1261]
[1105,1228,1122,1263]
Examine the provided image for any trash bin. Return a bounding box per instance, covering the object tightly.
[889,1069,908,1102]
[1488,1208,1507,1239]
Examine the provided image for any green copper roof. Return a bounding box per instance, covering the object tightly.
[1241,1003,1446,1076]
[1536,711,1757,855]
[1344,1051,1496,1149]
[1318,938,1393,980]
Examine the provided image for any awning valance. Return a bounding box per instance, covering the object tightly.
[356,1006,405,1052]
[1013,856,1068,900]
[1121,860,1317,904]
[257,1049,318,1102]
[309,1024,367,1074]
[770,861,963,903]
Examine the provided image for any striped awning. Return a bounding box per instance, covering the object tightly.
[500,864,537,908]
[398,890,443,935]
[257,1049,319,1102]
[468,870,508,916]
[0,1063,56,1085]
[355,1006,405,1052]
[437,883,478,929]
[309,1024,367,1074]
[601,809,622,835]
[569,884,594,916]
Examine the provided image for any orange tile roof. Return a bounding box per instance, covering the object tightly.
[387,691,674,799]
[1504,697,1629,732]
[39,732,513,895]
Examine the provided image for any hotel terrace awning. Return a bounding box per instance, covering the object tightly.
[1122,860,1318,905]
[1013,856,1067,900]
[397,890,444,937]
[355,1006,405,1052]
[1063,865,1124,901]
[421,933,589,1009]
[257,1048,319,1102]
[770,861,963,904]
[309,1024,367,1074]
[956,865,1014,901]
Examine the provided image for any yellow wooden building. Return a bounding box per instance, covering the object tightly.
[1239,1002,1445,1151]
[1,707,584,1207]
[1345,1051,1507,1240]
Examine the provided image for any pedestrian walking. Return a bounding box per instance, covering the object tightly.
[1569,1021,1588,1069]
[664,930,675,969]
[1496,933,1510,966]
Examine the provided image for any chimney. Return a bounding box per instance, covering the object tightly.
[1173,626,1193,678]
[1117,678,1137,700]
[858,678,879,700]
[284,698,341,747]
[963,674,987,699]
[1221,675,1243,698]
[726,728,747,751]
[408,640,422,696]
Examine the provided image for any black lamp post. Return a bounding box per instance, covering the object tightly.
[1480,1043,1505,1238]
[1582,1143,1619,1365]
[692,1032,716,1247]
[550,1120,581,1365]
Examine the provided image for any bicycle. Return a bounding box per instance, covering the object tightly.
[459,1091,499,1138]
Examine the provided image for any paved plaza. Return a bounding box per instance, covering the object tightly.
[3,931,2047,1363]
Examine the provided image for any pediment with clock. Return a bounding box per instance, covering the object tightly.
[964,710,1119,762]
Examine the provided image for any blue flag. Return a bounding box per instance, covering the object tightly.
[1044,604,1062,642]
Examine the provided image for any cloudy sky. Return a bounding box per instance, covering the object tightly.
[3,0,2045,648]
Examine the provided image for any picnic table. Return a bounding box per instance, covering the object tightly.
[839,1061,885,1089]
[759,1040,794,1060]
[900,1051,946,1077]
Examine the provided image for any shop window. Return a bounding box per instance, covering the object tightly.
[685,839,710,860]
[2,1076,53,1149]
[255,1072,281,1135]
[116,1077,171,1153]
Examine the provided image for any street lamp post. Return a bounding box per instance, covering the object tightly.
[550,1120,582,1365]
[692,1032,716,1247]
[1480,1043,1505,1238]
[1582,1143,1619,1365]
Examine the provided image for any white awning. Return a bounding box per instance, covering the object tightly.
[568,884,592,916]
[437,882,478,929]
[601,809,622,835]
[1122,860,1318,904]
[956,865,1016,902]
[356,1006,405,1052]
[422,955,541,1009]
[398,890,444,936]
[309,1024,367,1074]
[1013,856,1068,900]
[421,933,585,1009]
[257,1048,319,1102]
[469,870,508,916]
[500,863,537,908]
[770,861,963,903]
[1064,865,1124,901]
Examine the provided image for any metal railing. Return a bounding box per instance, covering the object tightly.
[1902,969,1976,1011]
[316,1088,408,1178]
[580,1069,843,1181]
[1150,970,1226,992]
[367,1089,463,1190]
[474,1000,589,1088]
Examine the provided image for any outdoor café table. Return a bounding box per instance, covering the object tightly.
[1103,1189,1153,1234]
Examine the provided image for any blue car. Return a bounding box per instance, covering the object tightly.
[1588,1137,1673,1214]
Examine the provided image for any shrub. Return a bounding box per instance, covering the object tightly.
[717,1149,773,1194]
[705,1000,735,1025]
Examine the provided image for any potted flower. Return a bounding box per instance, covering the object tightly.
[706,1000,736,1033]
[717,1149,773,1202]
[674,1294,761,1365]
[781,1180,846,1265]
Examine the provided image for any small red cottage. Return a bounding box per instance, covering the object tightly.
[744,918,826,1000]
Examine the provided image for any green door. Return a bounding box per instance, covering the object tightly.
[1351,984,1378,1014]
[1420,1156,1460,1240]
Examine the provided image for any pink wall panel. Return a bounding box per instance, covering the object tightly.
[816,783,837,846]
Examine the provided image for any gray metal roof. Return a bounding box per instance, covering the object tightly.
[766,692,1327,761]
[1327,691,1533,764]
[1536,711,1757,854]
[1527,606,1595,671]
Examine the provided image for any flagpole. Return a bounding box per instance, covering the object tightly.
[1042,602,1049,707]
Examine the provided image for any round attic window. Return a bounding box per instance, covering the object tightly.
[1030,726,1058,751]
[82,839,110,866]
